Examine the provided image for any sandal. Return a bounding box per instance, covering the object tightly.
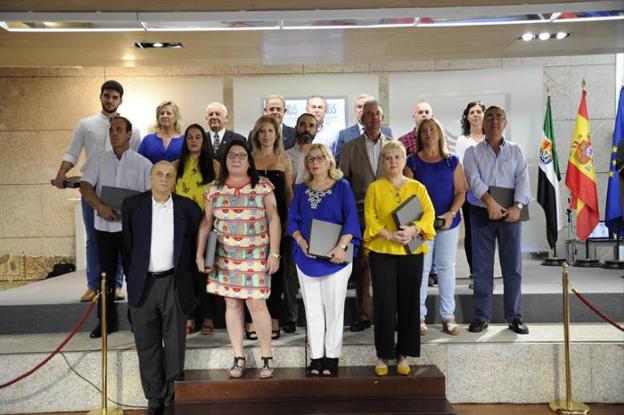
[228,356,246,378]
[201,319,214,335]
[185,319,196,335]
[245,329,257,340]
[322,357,339,377]
[259,356,274,379]
[307,358,323,376]
[271,329,281,340]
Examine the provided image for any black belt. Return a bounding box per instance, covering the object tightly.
[147,268,175,278]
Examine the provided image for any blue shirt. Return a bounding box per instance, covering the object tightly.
[407,154,461,229]
[138,133,184,164]
[463,138,531,208]
[287,179,362,277]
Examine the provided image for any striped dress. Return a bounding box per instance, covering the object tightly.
[205,177,274,300]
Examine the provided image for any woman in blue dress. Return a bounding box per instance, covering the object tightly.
[287,143,361,377]
[138,100,184,163]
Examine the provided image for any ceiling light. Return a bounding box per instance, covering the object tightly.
[134,42,183,49]
[521,32,534,41]
[555,31,570,39]
[153,42,163,48]
[538,32,551,40]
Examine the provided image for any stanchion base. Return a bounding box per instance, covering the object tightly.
[572,258,601,268]
[542,257,566,266]
[549,400,590,414]
[87,407,124,415]
[602,260,624,269]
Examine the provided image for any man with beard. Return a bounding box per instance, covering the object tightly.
[286,113,319,185]
[204,101,246,160]
[52,80,141,302]
[281,113,319,333]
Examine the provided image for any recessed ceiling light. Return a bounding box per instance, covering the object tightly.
[153,42,163,48]
[133,42,183,49]
[555,32,570,40]
[521,32,534,41]
[538,32,551,40]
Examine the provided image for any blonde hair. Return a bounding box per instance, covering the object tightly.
[250,115,284,156]
[303,144,343,184]
[155,100,182,134]
[380,140,406,160]
[416,117,450,158]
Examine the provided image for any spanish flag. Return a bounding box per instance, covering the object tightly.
[565,88,599,240]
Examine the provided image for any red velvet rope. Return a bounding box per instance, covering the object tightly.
[571,287,624,332]
[0,300,97,389]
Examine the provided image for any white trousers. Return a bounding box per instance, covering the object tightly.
[296,263,352,359]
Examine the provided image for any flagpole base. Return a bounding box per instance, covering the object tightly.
[602,260,624,269]
[542,257,566,266]
[549,400,590,414]
[572,258,601,268]
[87,407,124,415]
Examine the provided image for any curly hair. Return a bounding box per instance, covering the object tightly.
[460,101,486,136]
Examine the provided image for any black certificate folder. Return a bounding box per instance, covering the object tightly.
[100,186,140,211]
[488,186,530,221]
[204,230,219,268]
[308,219,354,262]
[391,194,425,253]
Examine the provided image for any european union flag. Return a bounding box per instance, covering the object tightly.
[605,87,624,236]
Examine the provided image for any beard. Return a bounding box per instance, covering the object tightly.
[101,104,120,115]
[297,133,315,144]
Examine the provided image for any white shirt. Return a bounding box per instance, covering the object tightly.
[454,134,484,164]
[364,133,385,174]
[63,112,142,173]
[82,149,153,232]
[148,195,175,272]
[313,123,341,154]
[286,144,306,185]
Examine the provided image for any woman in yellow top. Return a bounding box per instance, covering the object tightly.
[363,140,435,377]
[174,123,220,335]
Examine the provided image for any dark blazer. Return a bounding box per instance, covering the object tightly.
[247,123,296,151]
[214,129,247,161]
[121,192,202,316]
[335,124,393,162]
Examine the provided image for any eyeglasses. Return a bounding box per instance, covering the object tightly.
[484,114,506,121]
[306,155,326,164]
[226,152,248,160]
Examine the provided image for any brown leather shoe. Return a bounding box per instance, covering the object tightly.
[80,288,96,302]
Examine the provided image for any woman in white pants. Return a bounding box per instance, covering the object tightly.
[287,144,361,377]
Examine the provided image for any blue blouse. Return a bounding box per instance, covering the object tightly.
[407,154,461,229]
[287,178,362,277]
[138,132,184,164]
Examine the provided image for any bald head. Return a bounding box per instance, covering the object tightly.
[151,161,176,197]
[412,101,433,127]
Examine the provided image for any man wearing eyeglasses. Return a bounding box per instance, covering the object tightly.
[398,101,433,157]
[462,106,531,335]
[340,100,391,332]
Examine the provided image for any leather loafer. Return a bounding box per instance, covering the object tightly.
[508,319,529,335]
[468,319,488,333]
[350,319,371,332]
[89,324,119,338]
[282,321,296,333]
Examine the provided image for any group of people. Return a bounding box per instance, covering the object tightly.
[52,79,531,414]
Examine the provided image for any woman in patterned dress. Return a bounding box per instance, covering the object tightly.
[173,123,220,335]
[196,139,281,379]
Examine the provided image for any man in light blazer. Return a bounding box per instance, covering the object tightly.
[339,100,391,332]
[122,161,202,415]
[335,94,393,162]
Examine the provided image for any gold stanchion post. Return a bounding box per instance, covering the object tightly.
[88,272,123,415]
[549,263,590,414]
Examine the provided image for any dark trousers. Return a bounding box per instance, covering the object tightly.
[354,244,373,321]
[470,207,523,323]
[369,252,422,359]
[130,274,187,409]
[190,273,224,325]
[461,201,474,275]
[94,230,120,329]
[282,238,299,324]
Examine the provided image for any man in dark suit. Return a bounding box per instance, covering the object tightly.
[339,100,391,333]
[121,161,202,415]
[205,101,247,160]
[335,94,393,162]
[248,94,296,150]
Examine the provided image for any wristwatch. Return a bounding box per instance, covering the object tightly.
[270,252,281,259]
[515,202,524,210]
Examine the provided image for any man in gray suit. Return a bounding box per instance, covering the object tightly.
[339,100,391,332]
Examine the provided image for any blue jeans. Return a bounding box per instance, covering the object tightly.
[470,207,523,323]
[81,198,124,290]
[420,226,459,320]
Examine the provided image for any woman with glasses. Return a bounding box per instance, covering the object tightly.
[364,140,435,377]
[244,115,294,340]
[139,100,185,163]
[407,118,467,336]
[196,139,281,379]
[287,144,360,377]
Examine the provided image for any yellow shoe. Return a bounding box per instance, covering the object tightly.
[397,355,411,376]
[80,288,96,302]
[374,360,388,377]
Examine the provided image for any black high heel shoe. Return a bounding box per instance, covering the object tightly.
[322,357,339,377]
[307,358,323,376]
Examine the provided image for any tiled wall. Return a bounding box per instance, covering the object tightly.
[0,54,618,279]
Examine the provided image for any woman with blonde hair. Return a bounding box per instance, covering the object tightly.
[288,144,360,377]
[138,100,184,163]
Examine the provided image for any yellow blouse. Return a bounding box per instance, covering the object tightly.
[363,177,436,255]
[174,158,210,209]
